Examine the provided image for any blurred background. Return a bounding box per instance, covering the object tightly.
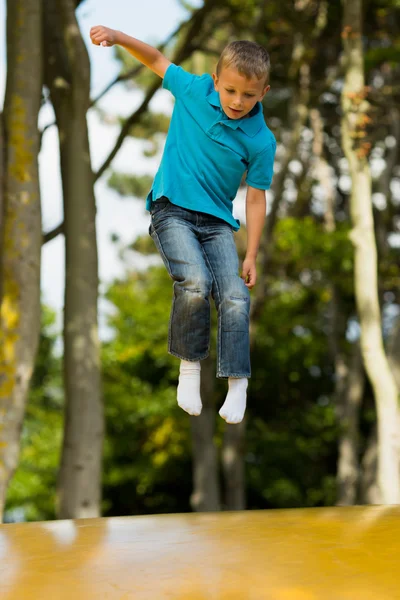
[0,0,399,523]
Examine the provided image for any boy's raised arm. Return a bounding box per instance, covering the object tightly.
[90,26,172,78]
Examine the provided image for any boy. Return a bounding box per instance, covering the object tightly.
[90,26,276,424]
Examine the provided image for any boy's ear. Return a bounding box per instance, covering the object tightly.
[261,84,270,100]
[212,72,219,90]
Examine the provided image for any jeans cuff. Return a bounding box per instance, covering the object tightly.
[217,372,251,379]
[168,349,209,362]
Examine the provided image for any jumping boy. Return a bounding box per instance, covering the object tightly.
[90,25,276,424]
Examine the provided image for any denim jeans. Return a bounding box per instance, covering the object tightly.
[149,199,251,378]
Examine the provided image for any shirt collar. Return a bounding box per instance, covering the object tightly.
[206,90,264,137]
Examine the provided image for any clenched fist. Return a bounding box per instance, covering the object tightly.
[241,257,257,289]
[90,26,119,47]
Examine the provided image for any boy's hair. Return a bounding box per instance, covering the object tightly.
[216,41,271,86]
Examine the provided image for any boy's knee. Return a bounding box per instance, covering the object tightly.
[176,272,212,297]
[223,278,250,303]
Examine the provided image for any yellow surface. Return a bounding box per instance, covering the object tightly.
[1,506,400,599]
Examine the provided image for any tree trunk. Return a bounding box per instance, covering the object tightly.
[359,239,399,506]
[0,0,42,520]
[0,112,4,304]
[359,426,380,504]
[388,317,400,393]
[309,107,336,233]
[341,0,400,504]
[222,421,246,510]
[190,357,220,511]
[335,345,364,505]
[43,0,103,519]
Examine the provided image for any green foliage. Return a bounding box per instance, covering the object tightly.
[101,233,344,514]
[273,217,354,292]
[246,219,347,508]
[365,46,400,70]
[96,0,400,515]
[8,0,400,521]
[102,267,194,515]
[5,307,63,522]
[247,411,338,508]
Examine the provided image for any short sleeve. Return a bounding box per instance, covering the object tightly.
[163,64,197,99]
[245,141,277,190]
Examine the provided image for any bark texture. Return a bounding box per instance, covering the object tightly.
[341,0,400,504]
[0,112,4,303]
[359,427,380,504]
[43,0,103,518]
[335,345,364,505]
[190,358,220,511]
[222,421,246,510]
[0,0,42,520]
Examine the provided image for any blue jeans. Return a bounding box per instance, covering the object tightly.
[149,199,251,378]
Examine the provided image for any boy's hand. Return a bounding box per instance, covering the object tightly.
[90,26,119,47]
[241,257,257,289]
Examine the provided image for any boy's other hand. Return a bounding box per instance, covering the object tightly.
[241,257,257,289]
[90,26,119,47]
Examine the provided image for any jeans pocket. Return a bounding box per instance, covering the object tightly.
[150,199,170,216]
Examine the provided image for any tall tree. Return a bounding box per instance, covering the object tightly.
[0,112,4,304]
[222,421,246,510]
[190,357,220,511]
[341,0,400,504]
[43,0,103,518]
[0,0,43,520]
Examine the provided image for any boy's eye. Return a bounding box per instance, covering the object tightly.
[225,89,255,98]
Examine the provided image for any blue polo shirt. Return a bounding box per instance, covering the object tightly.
[146,64,276,230]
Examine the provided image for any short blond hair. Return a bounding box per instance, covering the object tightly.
[216,41,271,86]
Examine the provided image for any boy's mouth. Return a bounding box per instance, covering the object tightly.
[228,107,243,116]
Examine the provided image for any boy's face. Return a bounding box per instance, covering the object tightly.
[212,67,270,120]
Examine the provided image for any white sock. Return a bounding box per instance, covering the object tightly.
[177,360,202,416]
[219,378,248,424]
